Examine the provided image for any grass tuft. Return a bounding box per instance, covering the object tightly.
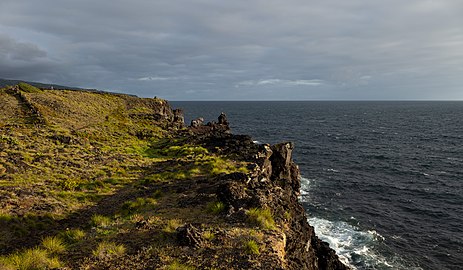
[92,241,126,259]
[91,214,112,228]
[166,260,195,270]
[41,235,66,254]
[243,239,260,255]
[59,228,86,244]
[207,201,226,214]
[246,208,276,230]
[0,248,61,269]
[163,219,182,233]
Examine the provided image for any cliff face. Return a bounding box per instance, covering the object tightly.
[0,84,346,269]
[195,131,348,269]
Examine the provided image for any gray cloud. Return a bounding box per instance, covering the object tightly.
[0,0,462,100]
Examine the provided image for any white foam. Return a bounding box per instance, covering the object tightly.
[308,216,398,269]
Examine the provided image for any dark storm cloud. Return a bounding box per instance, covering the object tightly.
[0,0,462,100]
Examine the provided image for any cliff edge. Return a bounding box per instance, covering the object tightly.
[0,84,347,269]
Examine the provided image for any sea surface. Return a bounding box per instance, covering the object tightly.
[171,101,463,270]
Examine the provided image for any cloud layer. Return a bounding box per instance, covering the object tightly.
[0,0,462,100]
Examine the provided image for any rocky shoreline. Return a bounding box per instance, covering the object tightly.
[180,114,348,269]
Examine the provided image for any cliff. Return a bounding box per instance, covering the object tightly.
[0,84,346,269]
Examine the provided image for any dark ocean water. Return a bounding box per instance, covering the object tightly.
[171,101,463,270]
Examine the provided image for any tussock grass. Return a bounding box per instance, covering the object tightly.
[41,236,66,254]
[166,260,195,270]
[163,219,182,233]
[0,248,61,269]
[246,208,276,230]
[207,201,225,214]
[243,239,260,255]
[92,241,126,259]
[91,214,112,228]
[59,228,86,244]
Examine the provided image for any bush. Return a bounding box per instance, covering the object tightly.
[246,208,276,230]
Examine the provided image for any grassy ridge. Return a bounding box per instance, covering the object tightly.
[0,84,261,269]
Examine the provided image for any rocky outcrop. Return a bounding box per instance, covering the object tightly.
[197,133,348,270]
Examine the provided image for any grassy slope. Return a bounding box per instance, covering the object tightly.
[0,85,265,269]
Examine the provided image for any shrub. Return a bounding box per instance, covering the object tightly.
[42,236,66,254]
[243,239,260,255]
[92,241,126,259]
[207,201,225,214]
[246,208,276,230]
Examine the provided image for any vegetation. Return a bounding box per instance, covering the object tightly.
[243,239,260,255]
[246,208,276,230]
[0,85,287,269]
[93,241,126,259]
[207,201,226,214]
[0,248,62,269]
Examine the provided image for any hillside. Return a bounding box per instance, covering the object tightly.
[0,84,346,269]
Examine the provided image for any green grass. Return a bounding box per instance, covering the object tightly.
[92,241,126,259]
[18,82,41,93]
[41,236,66,254]
[207,201,226,214]
[91,214,112,228]
[243,239,260,255]
[166,261,195,270]
[0,248,62,269]
[246,208,276,230]
[122,197,157,215]
[163,219,182,233]
[59,229,86,244]
[202,231,215,241]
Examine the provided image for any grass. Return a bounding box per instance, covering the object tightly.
[166,261,195,270]
[0,248,62,269]
[202,231,215,241]
[243,239,260,255]
[59,229,86,244]
[91,214,112,228]
[41,236,66,254]
[207,201,226,214]
[246,208,276,230]
[92,241,126,259]
[122,197,157,215]
[163,219,182,233]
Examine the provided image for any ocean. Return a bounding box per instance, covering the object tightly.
[171,101,463,270]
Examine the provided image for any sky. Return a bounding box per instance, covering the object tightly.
[0,0,462,100]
